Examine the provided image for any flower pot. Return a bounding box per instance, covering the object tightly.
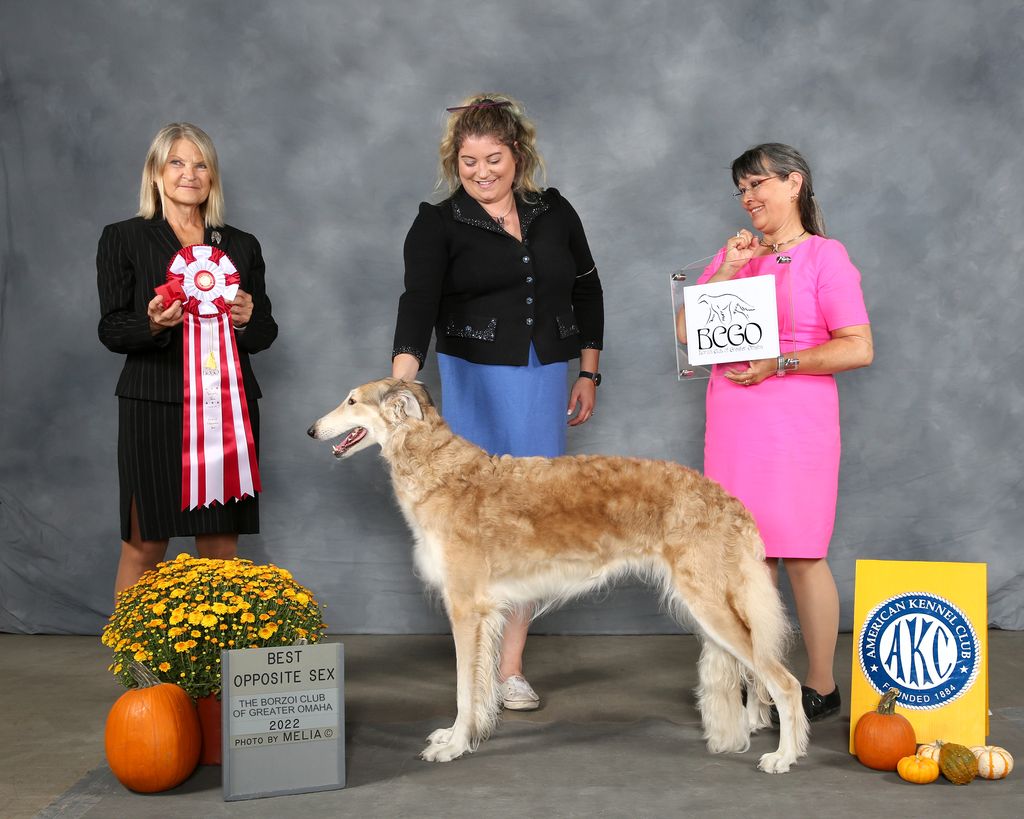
[196,695,222,765]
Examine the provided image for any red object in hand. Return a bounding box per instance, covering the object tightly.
[155,279,186,306]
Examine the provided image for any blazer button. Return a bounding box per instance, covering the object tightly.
[525,317,534,326]
[522,255,530,263]
[525,297,533,305]
[525,276,533,284]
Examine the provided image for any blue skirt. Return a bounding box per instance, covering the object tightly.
[437,345,568,457]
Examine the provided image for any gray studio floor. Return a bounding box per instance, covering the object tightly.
[2,632,1021,818]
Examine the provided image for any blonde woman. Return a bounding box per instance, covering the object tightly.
[98,123,277,596]
[392,94,605,709]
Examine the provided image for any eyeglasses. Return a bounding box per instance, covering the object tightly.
[445,99,512,113]
[733,176,781,197]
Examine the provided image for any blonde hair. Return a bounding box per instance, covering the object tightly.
[438,93,546,202]
[138,122,225,227]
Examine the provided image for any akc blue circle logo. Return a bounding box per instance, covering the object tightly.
[857,592,981,710]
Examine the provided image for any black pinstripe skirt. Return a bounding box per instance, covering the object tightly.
[118,397,260,541]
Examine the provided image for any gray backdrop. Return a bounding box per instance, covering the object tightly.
[1,0,1021,635]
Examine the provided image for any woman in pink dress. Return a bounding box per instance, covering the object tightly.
[677,143,872,721]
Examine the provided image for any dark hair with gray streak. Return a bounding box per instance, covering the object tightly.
[732,143,826,237]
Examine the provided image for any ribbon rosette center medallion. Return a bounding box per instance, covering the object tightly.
[167,244,261,510]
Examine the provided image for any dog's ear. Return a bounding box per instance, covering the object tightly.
[383,388,424,423]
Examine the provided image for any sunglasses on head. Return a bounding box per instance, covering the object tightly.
[445,99,512,113]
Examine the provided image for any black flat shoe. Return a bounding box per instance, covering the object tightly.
[769,685,842,724]
[801,685,841,721]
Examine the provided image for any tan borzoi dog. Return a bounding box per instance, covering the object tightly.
[308,378,809,772]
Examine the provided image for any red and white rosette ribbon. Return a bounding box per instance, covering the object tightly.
[166,245,261,510]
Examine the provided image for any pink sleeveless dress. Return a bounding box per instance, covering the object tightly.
[698,236,869,558]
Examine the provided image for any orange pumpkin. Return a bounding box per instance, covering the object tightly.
[853,688,917,771]
[897,754,940,784]
[105,663,201,793]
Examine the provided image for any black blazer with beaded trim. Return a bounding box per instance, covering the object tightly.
[392,187,604,368]
[97,216,278,403]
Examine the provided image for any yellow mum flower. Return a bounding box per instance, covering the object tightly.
[174,641,191,653]
[294,592,310,605]
[212,602,228,615]
[158,662,171,672]
[258,624,278,639]
[151,602,167,615]
[201,614,218,628]
[240,612,256,624]
[187,611,204,625]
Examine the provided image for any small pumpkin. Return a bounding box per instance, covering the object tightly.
[916,742,942,763]
[897,754,940,784]
[971,745,1014,780]
[105,662,201,793]
[853,688,917,771]
[938,741,979,785]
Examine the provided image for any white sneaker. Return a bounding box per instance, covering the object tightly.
[501,675,540,710]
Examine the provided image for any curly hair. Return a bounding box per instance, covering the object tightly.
[438,93,546,202]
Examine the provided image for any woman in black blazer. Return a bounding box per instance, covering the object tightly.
[392,94,604,710]
[98,123,277,595]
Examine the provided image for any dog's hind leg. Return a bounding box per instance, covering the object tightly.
[421,600,504,762]
[695,637,750,753]
[740,559,808,773]
[744,672,773,733]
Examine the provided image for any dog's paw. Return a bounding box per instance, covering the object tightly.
[420,739,470,763]
[757,751,795,773]
[426,727,454,746]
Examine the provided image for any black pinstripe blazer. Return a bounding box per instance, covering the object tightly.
[97,216,278,403]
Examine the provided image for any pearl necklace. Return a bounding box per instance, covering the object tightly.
[759,229,808,253]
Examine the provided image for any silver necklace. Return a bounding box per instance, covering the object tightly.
[759,229,807,253]
[486,198,515,227]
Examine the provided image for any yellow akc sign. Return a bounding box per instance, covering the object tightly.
[849,560,987,752]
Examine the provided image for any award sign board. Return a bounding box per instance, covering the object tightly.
[222,643,344,800]
[849,560,988,754]
[681,275,780,366]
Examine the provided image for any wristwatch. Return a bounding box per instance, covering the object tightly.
[775,356,799,377]
[578,370,602,386]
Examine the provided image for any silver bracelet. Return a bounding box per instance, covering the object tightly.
[775,355,799,377]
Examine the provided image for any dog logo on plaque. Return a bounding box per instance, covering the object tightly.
[857,591,981,710]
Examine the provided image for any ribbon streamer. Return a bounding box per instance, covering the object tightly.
[167,245,261,509]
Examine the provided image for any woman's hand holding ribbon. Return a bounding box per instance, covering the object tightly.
[147,294,184,334]
[229,288,253,328]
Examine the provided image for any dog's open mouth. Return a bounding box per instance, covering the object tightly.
[332,427,367,457]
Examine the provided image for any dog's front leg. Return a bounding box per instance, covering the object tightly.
[421,605,481,762]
